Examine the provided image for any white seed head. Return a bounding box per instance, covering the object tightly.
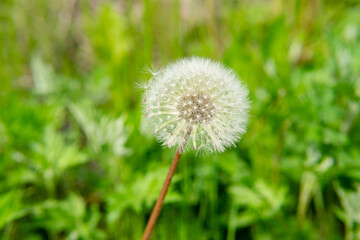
[142,57,250,153]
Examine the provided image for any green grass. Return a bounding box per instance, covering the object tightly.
[1,0,360,239]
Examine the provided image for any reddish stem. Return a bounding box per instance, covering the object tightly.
[142,128,191,240]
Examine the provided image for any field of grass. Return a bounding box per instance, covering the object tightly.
[1,0,360,239]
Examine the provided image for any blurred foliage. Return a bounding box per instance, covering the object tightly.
[1,0,360,239]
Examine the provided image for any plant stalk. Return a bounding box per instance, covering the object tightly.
[142,127,192,240]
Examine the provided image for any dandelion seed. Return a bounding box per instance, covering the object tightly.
[142,57,250,153]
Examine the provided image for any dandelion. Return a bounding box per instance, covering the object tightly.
[144,57,249,153]
[141,57,250,240]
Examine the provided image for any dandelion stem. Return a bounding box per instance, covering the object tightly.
[142,127,192,240]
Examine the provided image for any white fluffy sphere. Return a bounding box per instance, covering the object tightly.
[143,57,250,153]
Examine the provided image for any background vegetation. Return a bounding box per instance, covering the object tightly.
[1,0,360,239]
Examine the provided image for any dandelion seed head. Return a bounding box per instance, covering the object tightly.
[142,57,250,153]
